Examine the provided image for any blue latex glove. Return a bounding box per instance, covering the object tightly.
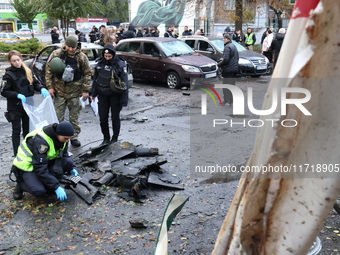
[41,88,49,98]
[70,169,79,176]
[17,94,26,103]
[55,186,67,201]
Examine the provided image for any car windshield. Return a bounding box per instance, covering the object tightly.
[158,40,194,56]
[210,39,247,52]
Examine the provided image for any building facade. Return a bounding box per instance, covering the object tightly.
[0,0,47,32]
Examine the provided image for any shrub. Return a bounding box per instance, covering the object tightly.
[253,44,262,53]
[0,38,44,58]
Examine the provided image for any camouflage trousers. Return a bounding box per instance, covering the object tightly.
[53,96,81,140]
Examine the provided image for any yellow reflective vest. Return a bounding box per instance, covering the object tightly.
[245,33,254,45]
[13,128,66,171]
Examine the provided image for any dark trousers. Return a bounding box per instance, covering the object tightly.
[11,111,29,156]
[17,157,74,197]
[98,94,121,141]
[222,73,236,105]
[263,51,273,63]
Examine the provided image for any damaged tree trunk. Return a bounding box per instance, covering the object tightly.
[213,0,340,254]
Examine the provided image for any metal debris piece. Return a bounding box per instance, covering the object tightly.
[132,147,159,157]
[81,158,98,166]
[129,218,148,228]
[97,160,111,172]
[147,172,184,190]
[90,172,116,187]
[145,90,154,96]
[66,177,104,205]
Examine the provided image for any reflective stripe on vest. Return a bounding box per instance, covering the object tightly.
[245,33,254,45]
[13,128,66,171]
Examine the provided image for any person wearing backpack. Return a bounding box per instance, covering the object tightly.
[1,50,49,156]
[91,43,128,146]
[45,35,92,147]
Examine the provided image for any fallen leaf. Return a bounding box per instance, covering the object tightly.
[67,246,77,250]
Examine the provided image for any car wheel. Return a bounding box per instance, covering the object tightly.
[166,71,180,89]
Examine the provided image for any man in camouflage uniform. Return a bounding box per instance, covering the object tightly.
[45,35,91,147]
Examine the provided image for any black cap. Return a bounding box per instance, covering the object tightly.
[56,121,74,136]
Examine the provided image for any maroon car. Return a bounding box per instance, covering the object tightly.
[115,37,218,88]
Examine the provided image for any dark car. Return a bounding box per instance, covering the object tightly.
[115,37,218,88]
[180,36,270,77]
[24,42,104,86]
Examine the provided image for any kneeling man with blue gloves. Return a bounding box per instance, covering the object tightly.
[11,121,79,201]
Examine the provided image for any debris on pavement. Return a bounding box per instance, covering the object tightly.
[73,141,185,203]
[129,218,149,228]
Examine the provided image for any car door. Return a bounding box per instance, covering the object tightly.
[0,33,8,43]
[183,39,196,50]
[116,41,142,78]
[139,42,163,81]
[196,40,219,61]
[32,46,58,85]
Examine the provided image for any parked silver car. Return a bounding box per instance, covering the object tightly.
[180,36,271,77]
[24,42,104,85]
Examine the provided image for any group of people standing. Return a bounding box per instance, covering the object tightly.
[1,33,128,201]
[219,26,286,105]
[261,26,286,67]
[229,26,286,67]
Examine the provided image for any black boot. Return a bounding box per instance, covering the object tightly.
[111,136,118,143]
[70,139,81,147]
[13,183,23,200]
[100,139,110,146]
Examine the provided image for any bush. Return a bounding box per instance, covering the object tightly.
[253,44,262,53]
[0,38,44,58]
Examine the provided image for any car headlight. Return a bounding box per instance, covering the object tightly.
[182,65,200,73]
[264,57,269,64]
[238,58,251,65]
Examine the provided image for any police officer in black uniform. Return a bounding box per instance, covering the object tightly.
[11,121,79,200]
[91,43,128,145]
[1,50,49,156]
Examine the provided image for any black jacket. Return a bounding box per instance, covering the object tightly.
[77,32,87,42]
[51,30,61,44]
[1,65,43,112]
[25,123,73,191]
[89,30,98,42]
[143,27,152,37]
[164,29,173,37]
[232,32,242,43]
[270,33,285,54]
[122,25,136,39]
[92,43,129,107]
[182,30,192,36]
[151,30,159,37]
[218,41,239,75]
[270,33,285,63]
[136,30,143,37]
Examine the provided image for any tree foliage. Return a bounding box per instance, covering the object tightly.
[93,0,129,24]
[265,0,293,28]
[10,0,39,38]
[38,0,100,39]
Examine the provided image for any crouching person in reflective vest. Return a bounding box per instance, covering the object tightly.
[11,121,79,201]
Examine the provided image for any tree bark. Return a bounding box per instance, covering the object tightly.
[235,0,243,31]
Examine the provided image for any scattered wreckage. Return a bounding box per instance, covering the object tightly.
[65,141,184,204]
